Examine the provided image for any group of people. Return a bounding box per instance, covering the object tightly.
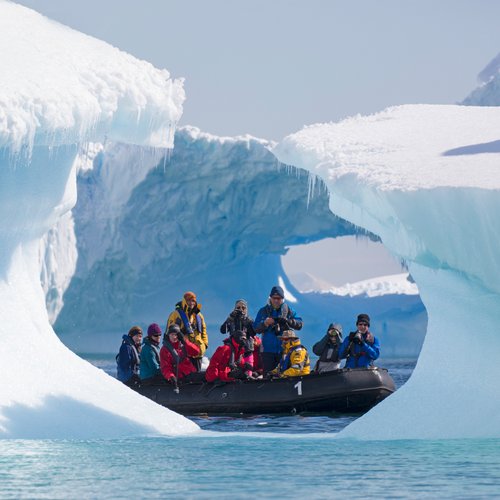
[116,286,380,387]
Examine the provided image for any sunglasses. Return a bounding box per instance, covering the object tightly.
[357,322,368,326]
[151,334,161,337]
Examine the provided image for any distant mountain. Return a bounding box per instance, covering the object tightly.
[288,271,335,292]
[462,51,500,105]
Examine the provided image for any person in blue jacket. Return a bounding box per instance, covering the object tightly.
[339,314,380,368]
[254,285,303,374]
[140,323,162,384]
[116,325,142,385]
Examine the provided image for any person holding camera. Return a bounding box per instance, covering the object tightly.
[220,299,259,376]
[254,285,303,375]
[312,323,343,373]
[338,314,380,368]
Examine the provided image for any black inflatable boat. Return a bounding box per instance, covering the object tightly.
[135,367,396,415]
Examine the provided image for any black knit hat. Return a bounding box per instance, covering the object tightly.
[167,324,181,335]
[269,285,284,298]
[356,314,370,326]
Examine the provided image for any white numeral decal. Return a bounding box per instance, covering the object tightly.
[294,380,302,396]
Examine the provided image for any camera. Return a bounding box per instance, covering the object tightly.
[353,332,363,344]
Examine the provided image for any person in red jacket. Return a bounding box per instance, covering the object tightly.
[160,323,201,385]
[206,331,250,382]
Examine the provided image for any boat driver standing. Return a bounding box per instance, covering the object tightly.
[167,291,208,372]
[254,285,303,375]
[338,314,380,368]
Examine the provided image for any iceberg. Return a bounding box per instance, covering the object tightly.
[274,104,500,439]
[42,126,426,357]
[0,1,197,437]
[462,51,500,106]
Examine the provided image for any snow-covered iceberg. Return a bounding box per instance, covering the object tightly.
[0,1,197,437]
[275,104,500,439]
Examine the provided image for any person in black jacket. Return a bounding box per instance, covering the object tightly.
[312,323,343,373]
[220,299,259,377]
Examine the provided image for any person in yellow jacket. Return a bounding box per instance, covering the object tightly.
[167,291,208,372]
[270,330,310,378]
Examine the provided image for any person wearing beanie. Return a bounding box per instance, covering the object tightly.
[166,291,208,372]
[220,299,260,376]
[140,323,163,384]
[312,323,343,373]
[254,285,303,375]
[116,325,143,385]
[160,323,201,384]
[338,313,380,368]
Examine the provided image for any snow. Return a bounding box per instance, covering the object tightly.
[274,103,500,439]
[0,1,197,438]
[312,273,418,298]
[0,1,184,153]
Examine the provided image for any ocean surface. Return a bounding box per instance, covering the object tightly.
[1,358,499,499]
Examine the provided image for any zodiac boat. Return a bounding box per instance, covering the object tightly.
[135,367,396,415]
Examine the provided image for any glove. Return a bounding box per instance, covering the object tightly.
[168,375,177,384]
[228,367,245,379]
[176,330,185,342]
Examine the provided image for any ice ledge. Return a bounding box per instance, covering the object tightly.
[0,0,185,152]
[274,104,500,439]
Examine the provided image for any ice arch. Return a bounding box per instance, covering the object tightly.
[0,1,197,437]
[275,104,500,439]
[47,127,426,356]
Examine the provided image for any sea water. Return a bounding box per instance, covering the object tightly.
[1,359,499,499]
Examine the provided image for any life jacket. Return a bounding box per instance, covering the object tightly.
[319,341,340,363]
[265,303,289,323]
[116,336,140,368]
[162,338,188,376]
[225,337,245,370]
[151,342,160,366]
[279,344,310,373]
[177,305,203,334]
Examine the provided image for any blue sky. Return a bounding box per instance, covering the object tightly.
[15,0,500,141]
